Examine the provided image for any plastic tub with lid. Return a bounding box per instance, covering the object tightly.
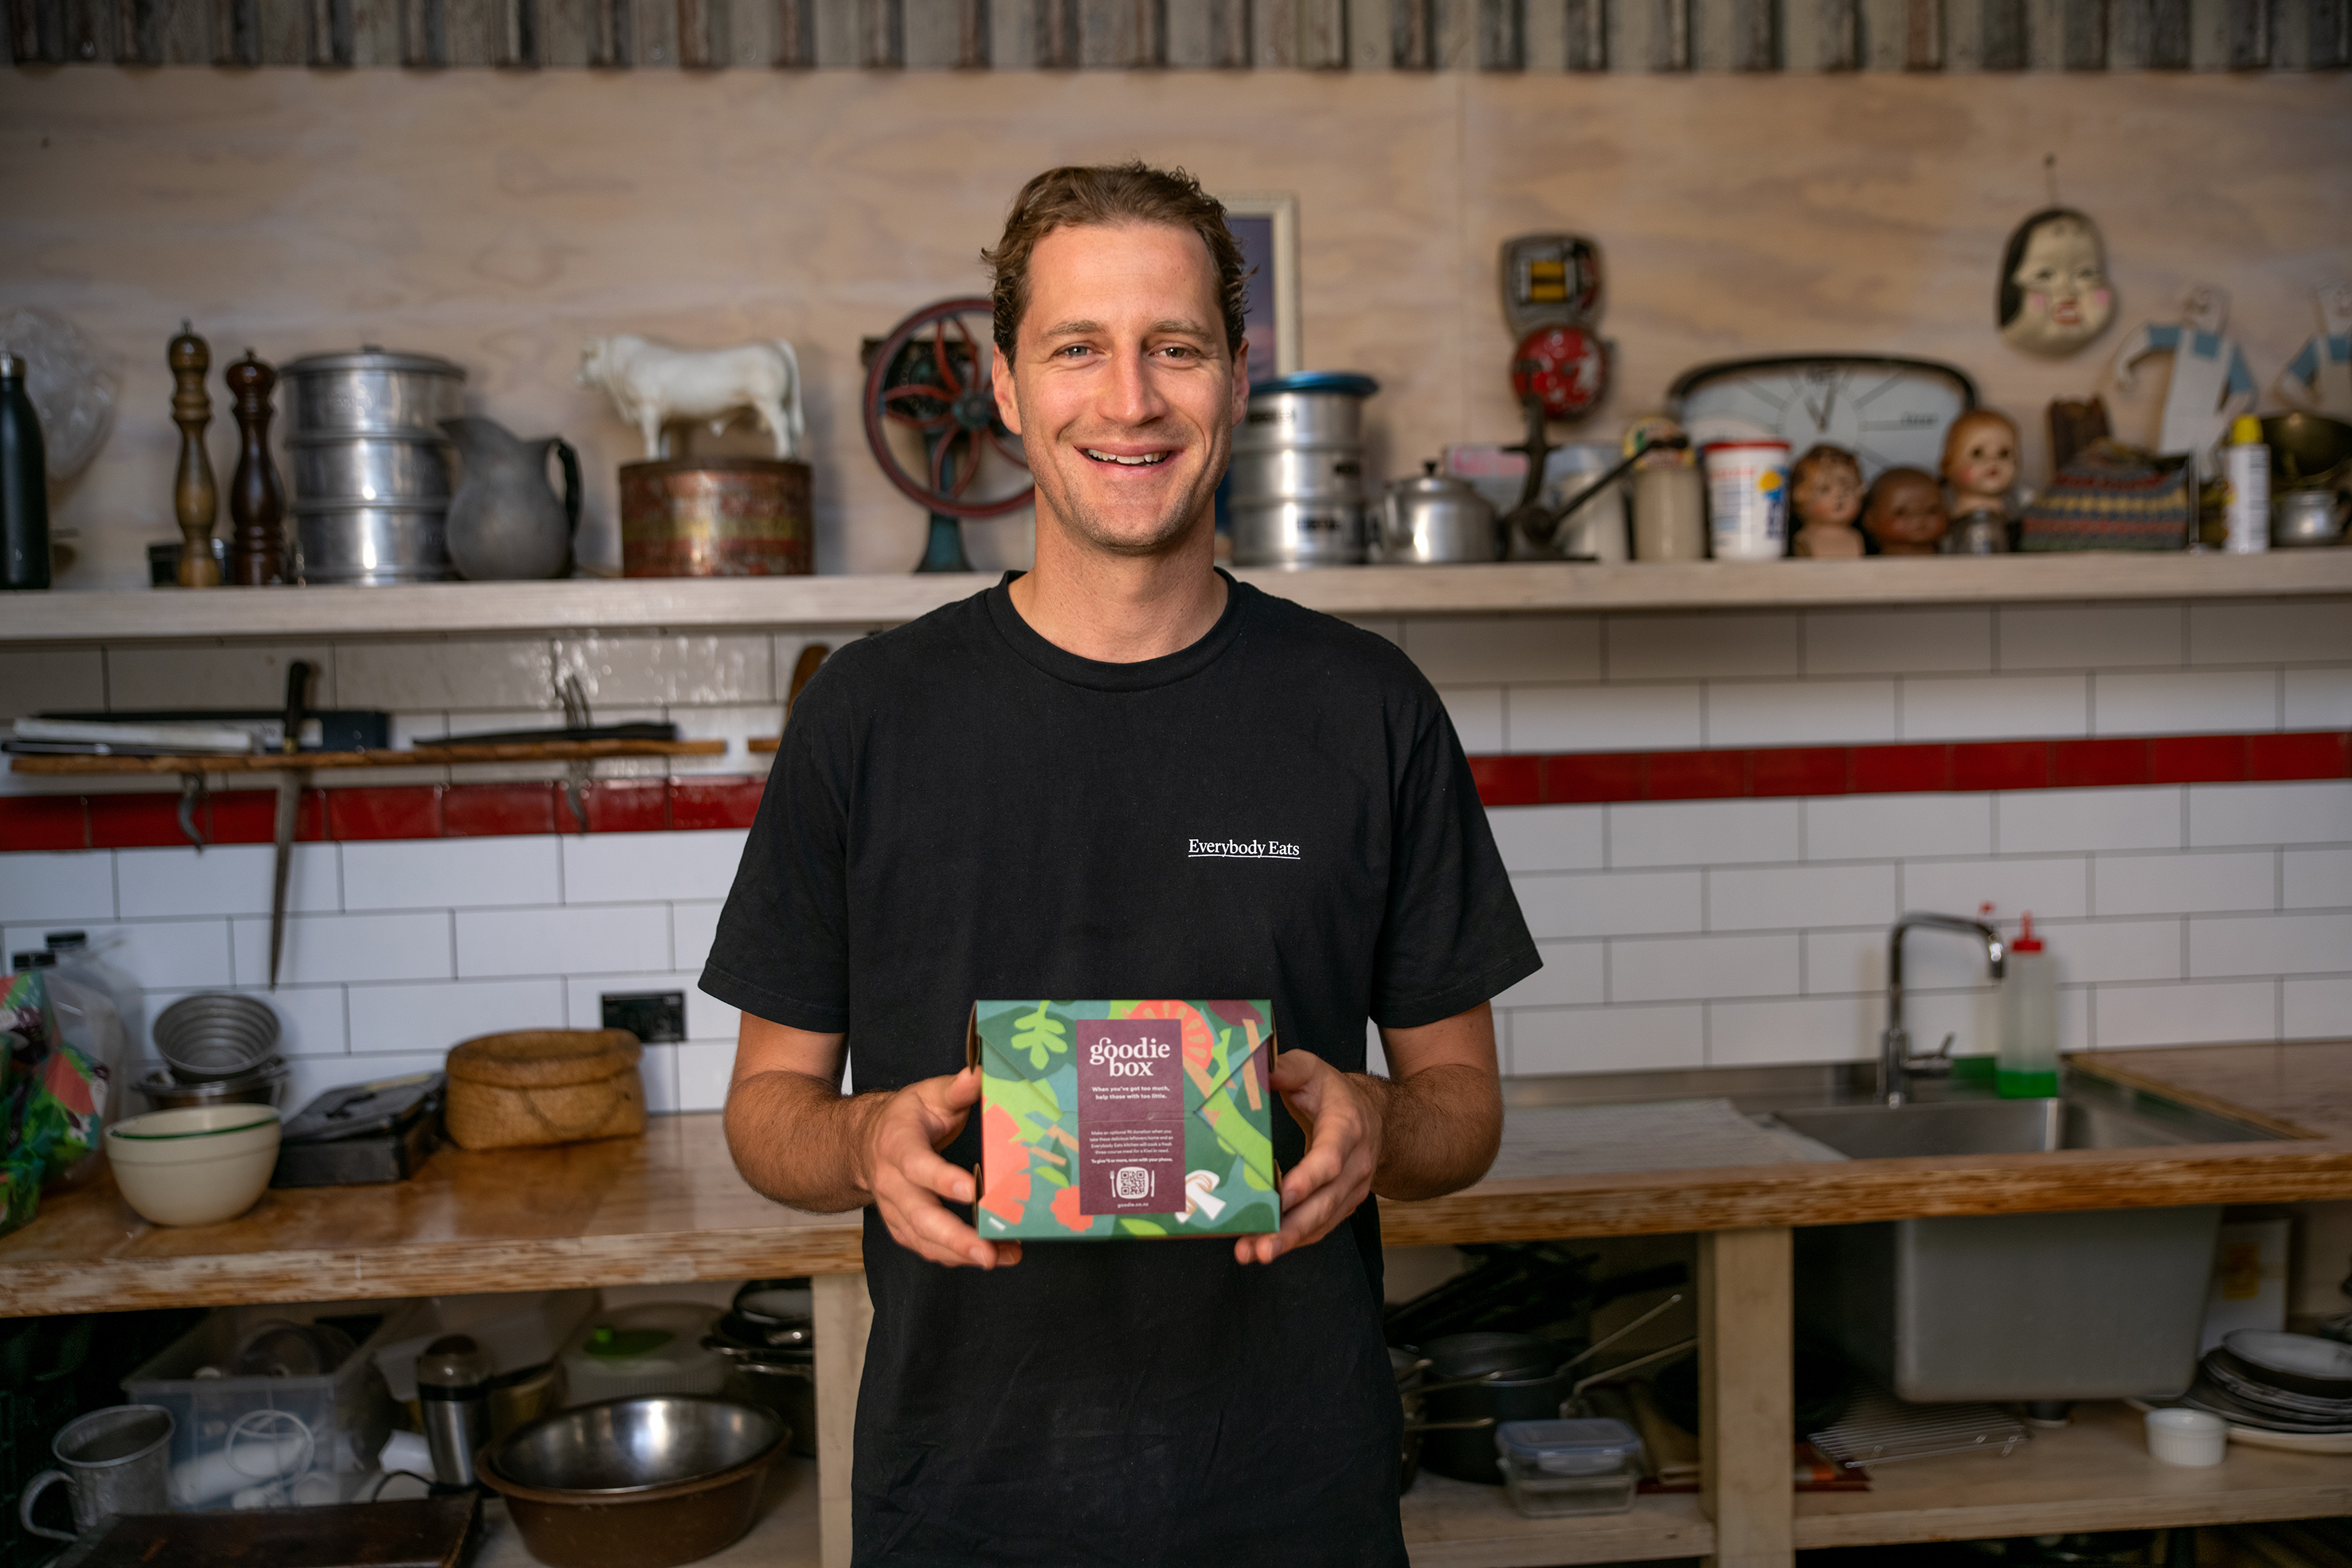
[559,1304,726,1406]
[1493,1417,1643,1517]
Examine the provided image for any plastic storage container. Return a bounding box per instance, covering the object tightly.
[1998,913,2058,1099]
[1493,1418,1643,1517]
[558,1303,726,1405]
[120,1301,410,1507]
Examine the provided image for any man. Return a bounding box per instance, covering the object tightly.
[702,161,1538,1565]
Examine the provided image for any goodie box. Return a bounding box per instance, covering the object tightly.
[969,999,1280,1241]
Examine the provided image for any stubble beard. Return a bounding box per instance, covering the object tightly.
[1029,431,1227,561]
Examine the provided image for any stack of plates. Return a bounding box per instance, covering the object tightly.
[2180,1331,2352,1437]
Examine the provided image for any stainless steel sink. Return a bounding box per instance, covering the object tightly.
[1769,1075,2280,1159]
[1771,1077,2284,1404]
[1501,1062,2291,1405]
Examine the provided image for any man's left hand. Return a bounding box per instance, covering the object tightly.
[1235,1049,1384,1265]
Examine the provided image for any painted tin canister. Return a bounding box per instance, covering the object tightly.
[1702,440,1792,561]
[620,459,812,577]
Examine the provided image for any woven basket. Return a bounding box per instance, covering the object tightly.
[444,1029,646,1152]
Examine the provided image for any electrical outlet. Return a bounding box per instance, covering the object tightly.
[602,990,686,1045]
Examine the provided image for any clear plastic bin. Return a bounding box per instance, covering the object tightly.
[120,1300,413,1508]
[1495,1417,1643,1517]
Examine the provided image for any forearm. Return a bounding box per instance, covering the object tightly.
[1360,1061,1501,1202]
[723,1068,888,1212]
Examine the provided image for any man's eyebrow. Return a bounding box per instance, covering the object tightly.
[1038,319,1103,340]
[1035,318,1217,341]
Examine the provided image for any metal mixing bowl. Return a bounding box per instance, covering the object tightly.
[2260,412,2352,491]
[153,994,280,1082]
[485,1396,786,1496]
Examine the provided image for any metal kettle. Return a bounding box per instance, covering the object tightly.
[1376,463,1502,565]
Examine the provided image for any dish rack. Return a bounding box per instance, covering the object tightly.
[1809,1386,2030,1470]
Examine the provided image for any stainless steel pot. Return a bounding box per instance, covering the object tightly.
[1235,373,1379,451]
[2274,487,2350,548]
[1228,499,1366,569]
[287,435,456,502]
[1376,464,1501,565]
[294,506,456,585]
[281,347,466,439]
[1226,445,1367,506]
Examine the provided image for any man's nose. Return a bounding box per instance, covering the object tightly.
[1100,349,1168,426]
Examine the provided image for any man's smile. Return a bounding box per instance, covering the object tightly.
[1081,447,1175,467]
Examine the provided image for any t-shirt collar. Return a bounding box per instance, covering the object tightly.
[984,568,1250,692]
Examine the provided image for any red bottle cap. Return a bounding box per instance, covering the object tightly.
[2012,911,2044,953]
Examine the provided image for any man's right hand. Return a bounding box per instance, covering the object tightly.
[854,1067,1023,1271]
[726,1016,1020,1270]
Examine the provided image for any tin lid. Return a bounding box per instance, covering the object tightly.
[280,346,466,379]
[1252,372,1380,400]
[1495,1417,1642,1465]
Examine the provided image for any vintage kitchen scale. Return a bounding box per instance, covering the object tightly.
[861,297,1036,573]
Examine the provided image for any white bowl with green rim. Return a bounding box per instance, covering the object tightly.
[105,1105,283,1226]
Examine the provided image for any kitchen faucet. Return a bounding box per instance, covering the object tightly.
[1880,912,2007,1106]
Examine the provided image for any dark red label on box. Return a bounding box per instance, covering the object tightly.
[1074,1019,1184,1213]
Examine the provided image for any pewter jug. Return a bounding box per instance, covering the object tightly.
[1375,463,1501,565]
[441,416,582,581]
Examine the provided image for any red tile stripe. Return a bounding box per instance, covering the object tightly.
[2,730,2347,852]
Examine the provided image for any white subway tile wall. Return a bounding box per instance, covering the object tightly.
[2,598,2346,1109]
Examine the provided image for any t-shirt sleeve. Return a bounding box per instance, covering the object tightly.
[1368,686,1541,1030]
[698,669,854,1034]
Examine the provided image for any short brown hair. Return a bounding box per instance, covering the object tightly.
[982,162,1249,362]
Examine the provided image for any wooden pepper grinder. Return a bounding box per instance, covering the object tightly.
[225,349,285,586]
[169,322,221,588]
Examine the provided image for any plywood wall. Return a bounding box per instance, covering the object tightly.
[4,68,2348,585]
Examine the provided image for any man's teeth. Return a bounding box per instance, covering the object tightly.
[1084,449,1168,467]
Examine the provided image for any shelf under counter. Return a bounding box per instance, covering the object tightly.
[6,553,2349,645]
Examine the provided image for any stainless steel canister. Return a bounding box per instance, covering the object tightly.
[1227,372,1379,569]
[280,346,466,585]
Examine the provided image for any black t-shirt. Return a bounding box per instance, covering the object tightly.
[702,573,1539,1566]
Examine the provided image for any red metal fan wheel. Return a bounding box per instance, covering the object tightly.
[1510,323,1609,423]
[862,297,1035,522]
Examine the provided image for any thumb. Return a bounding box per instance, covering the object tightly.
[1268,1048,1319,1095]
[941,1065,982,1109]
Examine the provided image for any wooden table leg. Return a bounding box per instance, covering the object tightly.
[1700,1226,1794,1568]
[812,1271,873,1568]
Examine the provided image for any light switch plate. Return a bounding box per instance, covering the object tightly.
[602,990,686,1044]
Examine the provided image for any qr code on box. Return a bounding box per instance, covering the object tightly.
[1115,1167,1151,1200]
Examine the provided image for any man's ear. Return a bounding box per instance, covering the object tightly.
[1229,338,1250,428]
[991,343,1023,436]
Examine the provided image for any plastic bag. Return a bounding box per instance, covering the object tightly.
[2,966,105,1209]
[44,958,123,1186]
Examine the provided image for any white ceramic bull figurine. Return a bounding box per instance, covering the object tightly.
[577,335,806,462]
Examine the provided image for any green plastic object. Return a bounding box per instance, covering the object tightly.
[584,1325,675,1359]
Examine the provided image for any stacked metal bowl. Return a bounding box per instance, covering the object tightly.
[136,994,288,1111]
[2182,1331,2352,1433]
[283,346,467,585]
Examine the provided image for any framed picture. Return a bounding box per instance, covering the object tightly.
[1219,193,1300,387]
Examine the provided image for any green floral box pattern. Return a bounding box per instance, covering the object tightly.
[968,999,1280,1241]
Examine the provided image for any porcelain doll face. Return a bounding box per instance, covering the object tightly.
[1998,211,2114,357]
[2182,283,2230,336]
[1791,446,1863,530]
[1864,467,1949,553]
[1942,411,2019,506]
[2321,282,2352,337]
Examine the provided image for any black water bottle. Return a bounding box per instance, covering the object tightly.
[1,351,50,591]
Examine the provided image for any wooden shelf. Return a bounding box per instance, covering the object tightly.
[6,553,2350,645]
[1402,1476,1712,1566]
[1794,1401,2352,1548]
[6,739,726,775]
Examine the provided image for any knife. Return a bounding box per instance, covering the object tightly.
[268,660,314,991]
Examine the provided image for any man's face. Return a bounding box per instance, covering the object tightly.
[992,222,1248,559]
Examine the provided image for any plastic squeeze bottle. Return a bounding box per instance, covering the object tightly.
[2223,414,2269,555]
[1997,913,2058,1099]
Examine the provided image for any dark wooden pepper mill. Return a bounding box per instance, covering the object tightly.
[225,350,285,586]
[170,322,221,588]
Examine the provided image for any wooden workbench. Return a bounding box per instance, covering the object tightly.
[8,1041,2352,1568]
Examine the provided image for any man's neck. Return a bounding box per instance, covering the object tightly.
[1007,522,1227,664]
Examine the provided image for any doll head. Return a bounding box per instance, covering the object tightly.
[1941,409,2019,506]
[1790,444,1864,530]
[1864,467,1949,555]
[1998,208,2114,357]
